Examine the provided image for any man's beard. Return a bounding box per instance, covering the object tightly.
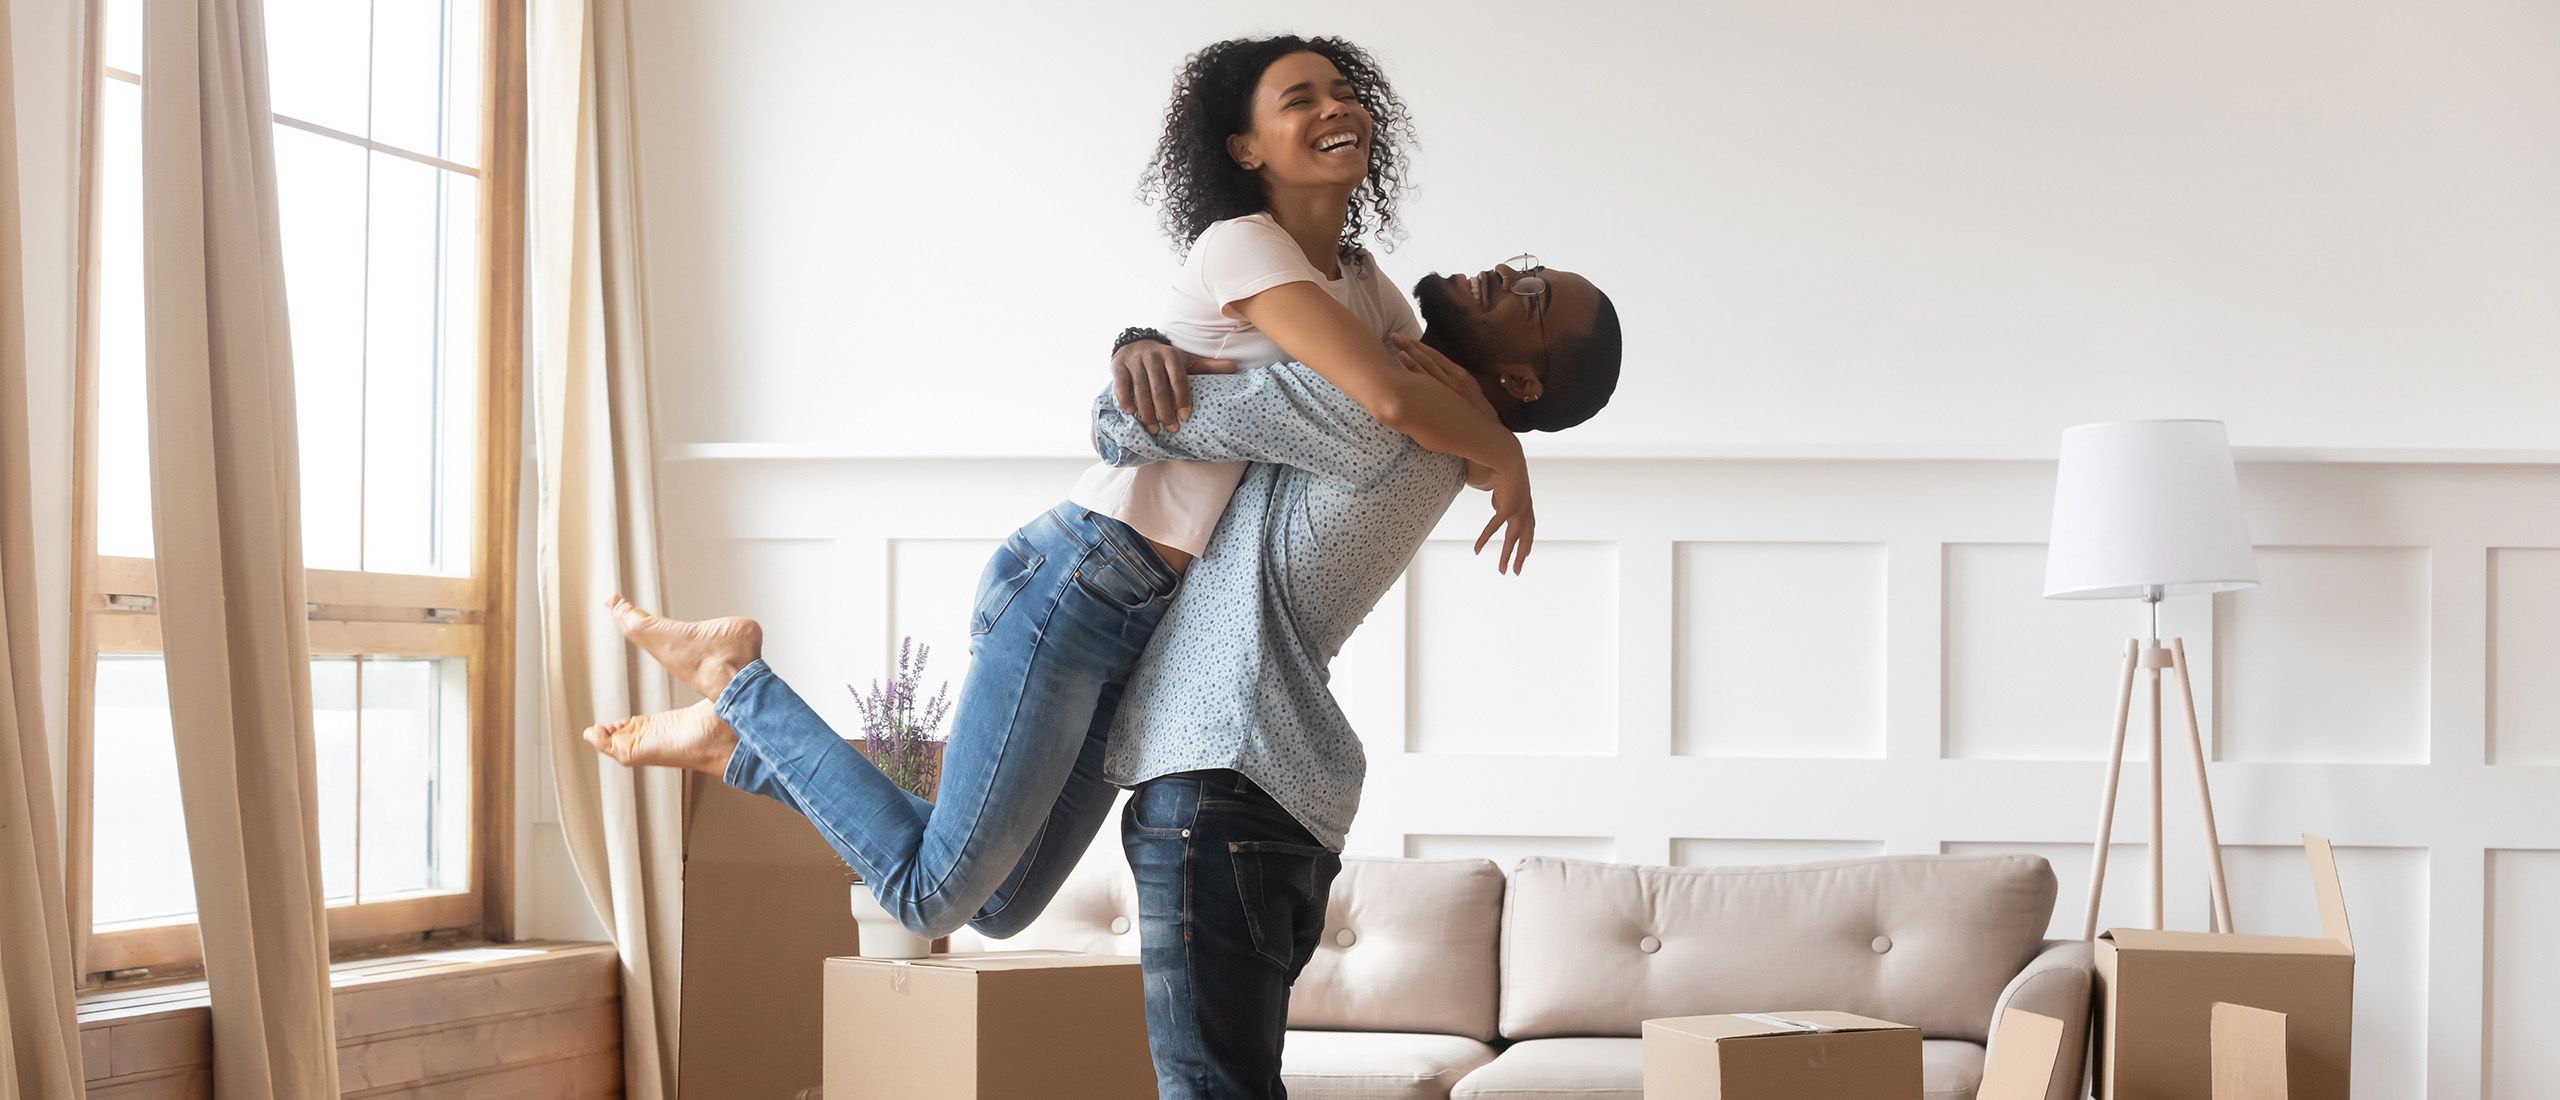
[1409,273,1481,366]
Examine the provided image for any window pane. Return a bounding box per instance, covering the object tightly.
[264,0,371,137]
[95,79,150,559]
[103,0,140,74]
[444,0,485,165]
[372,0,484,165]
[314,658,358,905]
[362,156,480,575]
[357,657,470,900]
[91,656,195,928]
[365,154,436,573]
[438,173,483,573]
[275,126,369,570]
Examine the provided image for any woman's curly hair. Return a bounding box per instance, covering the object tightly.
[1139,35,1417,262]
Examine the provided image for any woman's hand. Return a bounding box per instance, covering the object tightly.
[1112,340,1238,434]
[1392,334,1533,574]
[1391,334,1499,422]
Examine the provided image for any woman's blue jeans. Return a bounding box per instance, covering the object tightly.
[715,502,1180,939]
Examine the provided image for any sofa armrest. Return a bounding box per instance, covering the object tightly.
[1988,938,2093,1100]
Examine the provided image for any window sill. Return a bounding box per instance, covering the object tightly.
[77,941,618,1097]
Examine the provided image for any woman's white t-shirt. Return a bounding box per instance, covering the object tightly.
[1069,213,1422,556]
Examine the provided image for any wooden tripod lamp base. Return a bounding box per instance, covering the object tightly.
[2079,635,2234,941]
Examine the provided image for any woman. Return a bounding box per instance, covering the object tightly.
[588,35,1532,941]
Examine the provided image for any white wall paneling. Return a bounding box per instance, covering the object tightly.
[660,455,2560,1099]
[1407,540,1619,756]
[2487,849,2560,1100]
[2488,549,2560,764]
[889,539,1000,704]
[1939,841,2158,943]
[1675,838,1886,867]
[2216,546,2434,764]
[1404,834,1616,868]
[1942,543,2215,761]
[1674,542,1887,759]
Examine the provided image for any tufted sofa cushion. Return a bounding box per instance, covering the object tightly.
[952,824,1141,957]
[1444,1037,1990,1100]
[1282,1030,1500,1100]
[1498,855,2054,1043]
[1289,858,1507,1042]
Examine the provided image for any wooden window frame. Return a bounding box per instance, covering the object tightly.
[66,0,528,981]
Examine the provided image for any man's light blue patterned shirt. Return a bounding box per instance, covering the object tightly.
[1092,363,1466,850]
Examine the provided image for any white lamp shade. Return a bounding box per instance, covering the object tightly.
[2044,420,2258,600]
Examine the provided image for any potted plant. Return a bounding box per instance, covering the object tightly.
[845,637,951,958]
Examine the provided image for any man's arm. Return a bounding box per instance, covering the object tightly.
[1090,364,1408,490]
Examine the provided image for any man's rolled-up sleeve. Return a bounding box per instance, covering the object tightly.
[1089,364,1404,489]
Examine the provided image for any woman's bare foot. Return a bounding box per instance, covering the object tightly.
[607,594,763,699]
[583,699,738,776]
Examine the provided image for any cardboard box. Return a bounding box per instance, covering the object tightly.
[1978,1008,2066,1100]
[823,950,1155,1099]
[2212,1002,2289,1100]
[679,773,866,1100]
[2096,833,2356,1100]
[1642,1011,1922,1099]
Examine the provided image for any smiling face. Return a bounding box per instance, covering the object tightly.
[1411,261,1607,428]
[1225,51,1373,195]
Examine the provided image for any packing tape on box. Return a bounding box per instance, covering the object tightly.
[1735,1013,1835,1033]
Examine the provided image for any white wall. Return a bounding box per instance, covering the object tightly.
[660,454,2560,1100]
[628,4,2560,1099]
[629,0,2559,457]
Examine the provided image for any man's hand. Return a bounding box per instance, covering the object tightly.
[1392,334,1533,574]
[1113,340,1238,434]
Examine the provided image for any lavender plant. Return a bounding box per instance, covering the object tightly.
[851,637,953,800]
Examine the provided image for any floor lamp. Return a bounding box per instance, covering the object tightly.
[2043,420,2258,940]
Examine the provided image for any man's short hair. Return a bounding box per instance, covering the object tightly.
[1525,290,1621,432]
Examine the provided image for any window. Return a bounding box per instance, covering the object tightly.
[71,0,525,978]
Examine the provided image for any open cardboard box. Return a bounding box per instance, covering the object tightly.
[679,774,866,1099]
[2095,833,2355,1099]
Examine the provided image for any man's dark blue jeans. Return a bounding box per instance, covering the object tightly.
[1122,769,1342,1099]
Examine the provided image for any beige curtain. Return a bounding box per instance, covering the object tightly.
[530,1,682,1096]
[139,0,341,1097]
[0,0,87,1092]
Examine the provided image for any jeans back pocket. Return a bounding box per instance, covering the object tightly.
[970,532,1043,636]
[1228,840,1341,976]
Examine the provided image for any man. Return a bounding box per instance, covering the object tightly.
[1095,261,1622,1098]
[583,257,1622,1098]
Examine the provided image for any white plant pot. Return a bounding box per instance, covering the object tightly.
[849,883,933,959]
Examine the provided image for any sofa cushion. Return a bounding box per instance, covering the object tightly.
[1290,857,1506,1042]
[1923,1039,1987,1100]
[1447,1036,1990,1100]
[1451,1038,1640,1099]
[1282,1030,1500,1100]
[947,822,1140,956]
[1499,855,2054,1042]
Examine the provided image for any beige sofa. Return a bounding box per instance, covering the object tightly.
[954,846,2091,1100]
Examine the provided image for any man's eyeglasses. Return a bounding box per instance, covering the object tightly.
[1504,254,1548,297]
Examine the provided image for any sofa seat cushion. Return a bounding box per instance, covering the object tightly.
[1292,857,1507,1041]
[1500,855,2055,1042]
[1282,1030,1499,1100]
[947,810,1140,956]
[1923,1039,1987,1100]
[1444,1036,1991,1100]
[1450,1038,1640,1099]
